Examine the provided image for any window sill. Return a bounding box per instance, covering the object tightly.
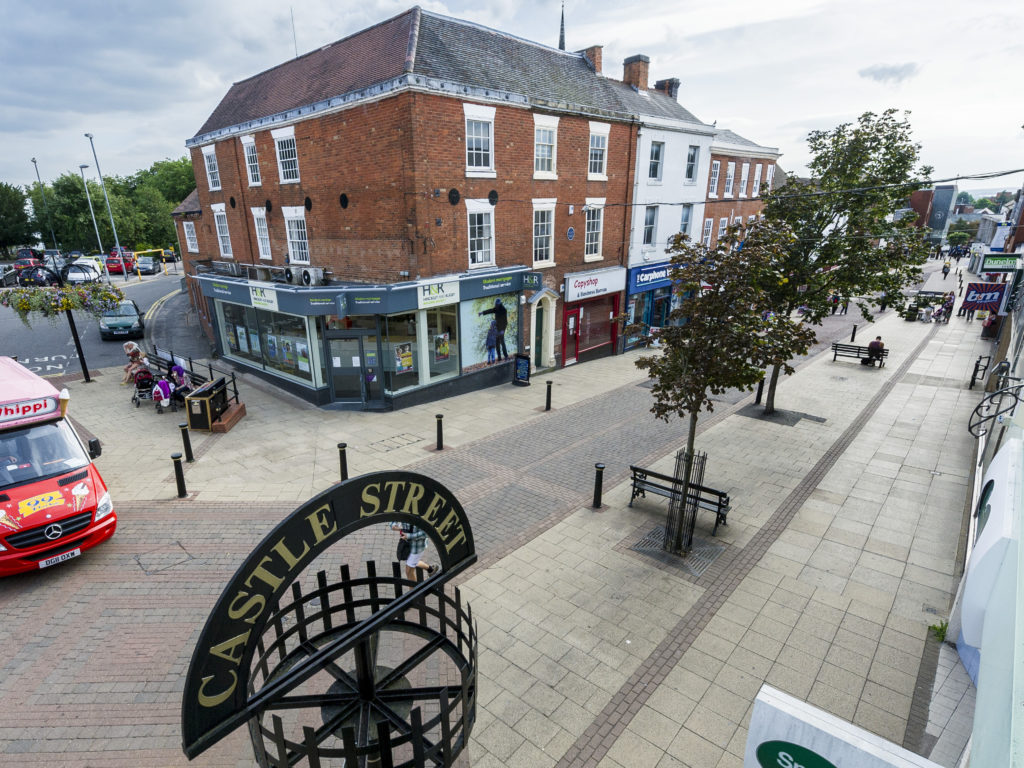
[258,254,273,261]
[648,179,663,185]
[209,187,221,192]
[187,250,199,254]
[279,179,301,185]
[219,254,234,259]
[708,193,717,198]
[467,261,494,270]
[466,169,497,179]
[587,174,608,182]
[532,261,556,270]
[533,171,558,181]
[583,254,603,263]
[249,183,262,188]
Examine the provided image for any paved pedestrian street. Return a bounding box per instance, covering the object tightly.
[0,265,984,766]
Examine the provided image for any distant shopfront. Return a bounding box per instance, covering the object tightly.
[624,262,674,350]
[561,266,625,365]
[195,267,528,409]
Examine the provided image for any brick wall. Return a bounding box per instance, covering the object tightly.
[703,151,775,246]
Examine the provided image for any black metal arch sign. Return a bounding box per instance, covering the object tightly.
[181,471,476,759]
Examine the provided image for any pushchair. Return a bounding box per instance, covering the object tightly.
[131,368,156,408]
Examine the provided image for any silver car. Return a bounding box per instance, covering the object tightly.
[62,259,102,283]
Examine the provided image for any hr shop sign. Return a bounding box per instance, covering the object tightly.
[565,267,626,302]
[417,279,460,309]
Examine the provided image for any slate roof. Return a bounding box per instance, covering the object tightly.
[713,128,779,155]
[171,188,201,216]
[192,7,709,142]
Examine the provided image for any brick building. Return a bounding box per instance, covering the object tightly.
[174,7,711,408]
[701,129,780,248]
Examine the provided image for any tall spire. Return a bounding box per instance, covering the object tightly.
[558,1,565,50]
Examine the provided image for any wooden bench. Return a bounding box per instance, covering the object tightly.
[831,342,888,367]
[628,465,730,536]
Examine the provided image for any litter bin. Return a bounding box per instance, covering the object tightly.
[185,377,227,431]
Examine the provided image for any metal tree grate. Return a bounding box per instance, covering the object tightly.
[631,526,724,578]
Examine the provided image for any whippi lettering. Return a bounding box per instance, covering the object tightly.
[0,398,57,420]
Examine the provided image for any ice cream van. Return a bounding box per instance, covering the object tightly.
[0,356,116,575]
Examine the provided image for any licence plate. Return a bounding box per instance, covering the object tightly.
[113,329,129,334]
[39,548,82,569]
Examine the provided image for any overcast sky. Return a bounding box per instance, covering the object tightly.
[3,0,1023,198]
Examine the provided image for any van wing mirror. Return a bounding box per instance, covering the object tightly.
[88,438,102,459]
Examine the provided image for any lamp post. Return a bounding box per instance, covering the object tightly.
[78,164,111,285]
[84,133,129,282]
[30,158,58,251]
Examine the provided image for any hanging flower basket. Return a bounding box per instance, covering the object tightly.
[0,282,126,327]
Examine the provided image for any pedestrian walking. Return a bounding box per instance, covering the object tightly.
[942,262,951,280]
[966,305,976,322]
[839,298,849,315]
[391,522,438,581]
[830,294,839,315]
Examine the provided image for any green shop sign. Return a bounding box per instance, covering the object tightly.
[982,255,1020,272]
[756,741,838,768]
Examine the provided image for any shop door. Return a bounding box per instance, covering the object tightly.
[534,305,544,368]
[329,336,383,406]
[563,308,579,365]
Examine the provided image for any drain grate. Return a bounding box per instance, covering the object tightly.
[630,526,725,578]
[368,433,424,453]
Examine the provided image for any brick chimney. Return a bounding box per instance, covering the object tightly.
[582,45,602,74]
[623,54,649,91]
[654,78,680,100]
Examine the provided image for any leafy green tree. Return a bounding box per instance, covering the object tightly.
[947,231,970,247]
[133,157,195,205]
[974,197,997,211]
[949,218,979,239]
[635,223,816,550]
[956,191,975,205]
[0,182,32,256]
[758,109,931,413]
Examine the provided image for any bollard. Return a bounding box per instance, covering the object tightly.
[959,285,963,296]
[850,324,857,343]
[592,463,606,508]
[435,414,444,451]
[755,377,765,405]
[178,423,194,462]
[171,453,187,498]
[338,442,349,481]
[545,380,552,411]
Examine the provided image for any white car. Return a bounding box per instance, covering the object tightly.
[62,259,102,283]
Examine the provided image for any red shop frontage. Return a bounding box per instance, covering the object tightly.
[561,266,626,366]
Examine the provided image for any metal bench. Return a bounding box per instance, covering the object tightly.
[628,465,730,536]
[831,342,888,367]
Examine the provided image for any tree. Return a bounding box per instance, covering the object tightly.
[0,182,32,256]
[949,218,979,240]
[947,231,971,248]
[635,223,816,550]
[758,109,931,413]
[133,157,195,205]
[957,191,975,206]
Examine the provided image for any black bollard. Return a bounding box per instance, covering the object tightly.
[171,453,187,498]
[545,380,552,412]
[338,442,349,481]
[959,285,963,296]
[178,423,194,462]
[592,463,606,508]
[435,414,444,451]
[755,377,765,405]
[850,324,857,343]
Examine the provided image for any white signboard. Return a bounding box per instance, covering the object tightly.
[564,267,626,303]
[745,686,940,768]
[417,279,460,309]
[250,283,279,312]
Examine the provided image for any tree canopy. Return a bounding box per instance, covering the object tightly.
[757,109,931,411]
[0,182,32,256]
[19,156,193,254]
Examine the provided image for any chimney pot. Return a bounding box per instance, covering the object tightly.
[623,54,650,91]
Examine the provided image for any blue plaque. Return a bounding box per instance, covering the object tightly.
[567,227,575,241]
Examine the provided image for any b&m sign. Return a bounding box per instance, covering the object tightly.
[962,282,1008,313]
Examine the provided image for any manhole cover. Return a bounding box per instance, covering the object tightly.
[630,527,724,577]
[134,541,194,574]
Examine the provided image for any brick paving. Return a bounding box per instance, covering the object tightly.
[0,263,986,766]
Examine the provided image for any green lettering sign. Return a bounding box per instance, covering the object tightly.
[756,741,838,768]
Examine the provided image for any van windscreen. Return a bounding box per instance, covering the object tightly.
[0,421,90,490]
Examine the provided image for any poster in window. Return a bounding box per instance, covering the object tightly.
[227,325,238,351]
[395,343,414,373]
[248,331,261,355]
[282,339,297,369]
[458,291,519,370]
[265,334,278,361]
[236,325,250,354]
[296,341,310,373]
[434,333,450,362]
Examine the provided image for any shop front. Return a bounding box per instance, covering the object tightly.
[194,267,527,409]
[561,266,625,366]
[624,262,673,350]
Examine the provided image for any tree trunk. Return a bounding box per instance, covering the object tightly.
[763,363,782,414]
[671,411,699,552]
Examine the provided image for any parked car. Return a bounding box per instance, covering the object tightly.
[67,250,84,260]
[15,248,43,261]
[106,255,135,274]
[62,260,102,283]
[98,299,145,340]
[159,249,179,263]
[12,257,42,272]
[110,246,134,260]
[135,256,159,274]
[0,266,17,286]
[17,267,61,287]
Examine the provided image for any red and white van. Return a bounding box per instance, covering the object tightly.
[0,357,116,575]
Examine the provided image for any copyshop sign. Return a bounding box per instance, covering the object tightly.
[564,267,626,302]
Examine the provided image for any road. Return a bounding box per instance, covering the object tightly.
[0,265,185,376]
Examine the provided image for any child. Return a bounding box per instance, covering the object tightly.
[485,320,498,364]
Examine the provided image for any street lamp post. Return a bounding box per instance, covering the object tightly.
[77,164,111,285]
[30,158,58,252]
[84,133,129,282]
